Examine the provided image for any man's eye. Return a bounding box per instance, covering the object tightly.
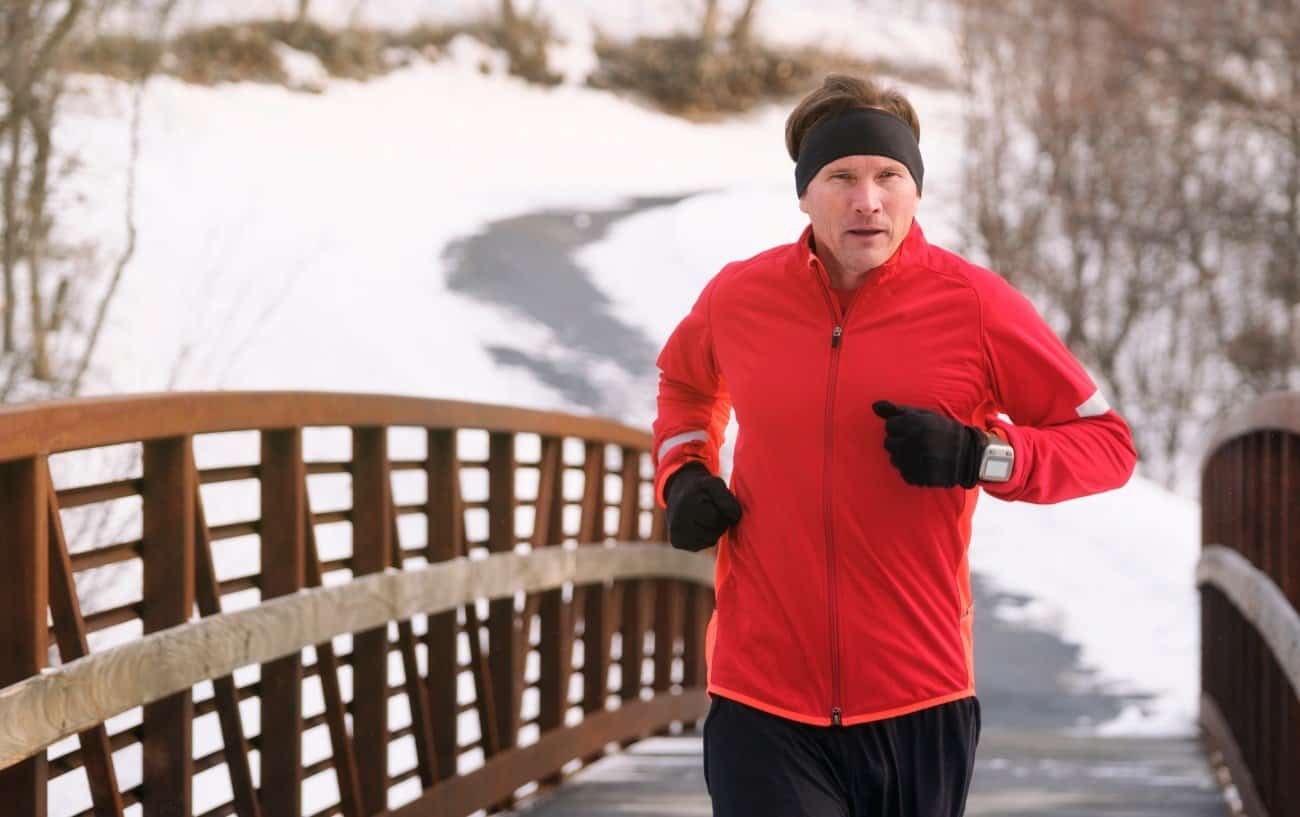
[881,170,900,178]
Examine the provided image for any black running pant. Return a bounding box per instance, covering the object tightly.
[703,694,980,817]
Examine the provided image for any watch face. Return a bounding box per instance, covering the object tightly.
[983,458,1012,480]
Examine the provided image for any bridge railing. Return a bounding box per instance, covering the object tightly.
[0,392,715,817]
[1200,392,1300,817]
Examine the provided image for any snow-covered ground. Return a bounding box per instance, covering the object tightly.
[41,1,1203,813]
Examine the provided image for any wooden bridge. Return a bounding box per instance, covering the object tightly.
[0,391,1294,817]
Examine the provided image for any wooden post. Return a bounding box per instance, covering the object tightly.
[0,457,49,817]
[46,468,126,817]
[536,437,572,738]
[618,448,650,705]
[259,429,306,817]
[425,429,462,782]
[352,427,393,816]
[142,437,195,817]
[580,443,611,716]
[486,431,520,755]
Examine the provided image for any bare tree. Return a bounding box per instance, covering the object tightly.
[69,0,179,395]
[1,1,90,381]
[959,0,1300,489]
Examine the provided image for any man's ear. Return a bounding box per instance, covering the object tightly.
[798,196,808,214]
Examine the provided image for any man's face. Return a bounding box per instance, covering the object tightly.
[799,154,920,279]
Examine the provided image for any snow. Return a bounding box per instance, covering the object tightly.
[972,477,1201,736]
[36,0,1207,812]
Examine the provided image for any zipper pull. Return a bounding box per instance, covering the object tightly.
[831,326,843,348]
[831,707,842,726]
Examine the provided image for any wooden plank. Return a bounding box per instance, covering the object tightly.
[389,511,438,789]
[69,541,140,573]
[351,426,394,817]
[579,443,612,716]
[259,429,306,817]
[303,499,364,817]
[486,431,521,755]
[45,469,126,817]
[424,429,460,782]
[379,691,710,817]
[141,437,195,817]
[56,478,142,509]
[0,458,49,817]
[617,449,650,709]
[192,483,262,817]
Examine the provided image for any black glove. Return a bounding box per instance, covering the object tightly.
[872,400,988,489]
[664,462,742,552]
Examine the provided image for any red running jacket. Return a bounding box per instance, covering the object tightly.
[652,219,1138,727]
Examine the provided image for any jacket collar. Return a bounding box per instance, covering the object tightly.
[795,218,927,288]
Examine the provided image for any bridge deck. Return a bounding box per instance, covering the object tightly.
[509,727,1226,817]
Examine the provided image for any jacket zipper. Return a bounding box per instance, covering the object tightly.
[818,282,849,727]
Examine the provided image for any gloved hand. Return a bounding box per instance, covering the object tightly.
[872,400,988,489]
[664,462,743,552]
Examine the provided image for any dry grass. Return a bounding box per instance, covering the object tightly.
[588,34,957,119]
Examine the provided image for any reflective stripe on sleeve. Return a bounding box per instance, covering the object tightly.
[658,430,710,462]
[1075,389,1111,418]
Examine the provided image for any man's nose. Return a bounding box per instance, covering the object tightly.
[851,180,884,213]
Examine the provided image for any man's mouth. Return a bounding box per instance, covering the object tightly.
[847,227,887,239]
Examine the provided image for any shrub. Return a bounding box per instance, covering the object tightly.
[67,34,166,81]
[171,24,285,85]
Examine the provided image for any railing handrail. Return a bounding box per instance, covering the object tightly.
[1196,545,1300,701]
[1201,390,1300,471]
[0,544,713,771]
[0,390,652,461]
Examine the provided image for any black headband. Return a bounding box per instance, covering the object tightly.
[794,108,924,197]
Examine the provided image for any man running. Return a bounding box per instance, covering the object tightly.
[652,73,1138,817]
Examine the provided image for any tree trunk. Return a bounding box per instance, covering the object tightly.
[729,0,761,50]
[24,86,56,382]
[2,114,20,356]
[700,0,720,50]
[1,1,33,356]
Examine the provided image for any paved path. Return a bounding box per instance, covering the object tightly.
[508,727,1225,817]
